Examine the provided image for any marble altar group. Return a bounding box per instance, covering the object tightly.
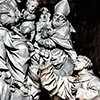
[0,0,100,100]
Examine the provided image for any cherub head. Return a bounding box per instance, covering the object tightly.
[39,7,51,22]
[26,0,39,14]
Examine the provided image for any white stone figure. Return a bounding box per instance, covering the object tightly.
[23,0,39,20]
[0,15,31,100]
[0,24,41,100]
[40,53,100,100]
[0,0,22,88]
[40,50,75,100]
[36,7,51,32]
[69,56,100,100]
[0,0,21,26]
[0,26,13,100]
[36,0,77,76]
[8,23,41,100]
[10,26,41,100]
[33,7,52,64]
[0,0,23,76]
[51,0,77,76]
[21,0,39,42]
[0,1,41,100]
[13,1,42,99]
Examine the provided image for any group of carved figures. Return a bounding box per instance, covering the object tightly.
[0,0,100,100]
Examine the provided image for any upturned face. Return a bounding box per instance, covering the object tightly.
[27,1,38,14]
[74,58,87,71]
[52,13,65,28]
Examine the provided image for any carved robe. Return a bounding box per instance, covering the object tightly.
[0,0,21,25]
[68,71,100,100]
[40,62,75,100]
[0,27,41,99]
[40,62,100,100]
[36,20,77,76]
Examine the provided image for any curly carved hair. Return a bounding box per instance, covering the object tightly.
[77,55,93,68]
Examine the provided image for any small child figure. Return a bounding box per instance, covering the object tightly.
[21,0,39,41]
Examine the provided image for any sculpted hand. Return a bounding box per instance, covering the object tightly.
[39,49,52,70]
[40,48,50,59]
[40,48,52,65]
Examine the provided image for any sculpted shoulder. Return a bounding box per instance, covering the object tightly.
[0,27,11,41]
[56,24,70,36]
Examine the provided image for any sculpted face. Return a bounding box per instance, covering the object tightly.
[74,57,87,71]
[27,1,38,14]
[0,10,17,26]
[52,13,66,28]
[40,8,51,22]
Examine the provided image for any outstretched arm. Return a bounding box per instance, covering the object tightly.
[40,51,75,100]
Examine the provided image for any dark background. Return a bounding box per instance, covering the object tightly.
[39,0,100,78]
